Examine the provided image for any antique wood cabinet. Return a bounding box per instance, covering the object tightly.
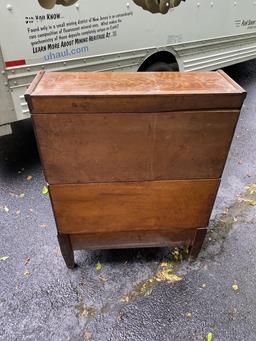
[25,71,246,268]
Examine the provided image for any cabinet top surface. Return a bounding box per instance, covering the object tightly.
[29,70,244,97]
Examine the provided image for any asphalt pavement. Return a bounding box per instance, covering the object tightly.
[1,60,256,341]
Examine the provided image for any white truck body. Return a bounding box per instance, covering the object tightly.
[0,0,256,134]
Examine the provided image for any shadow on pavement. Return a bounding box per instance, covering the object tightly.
[223,59,256,88]
[77,247,171,266]
[0,118,40,178]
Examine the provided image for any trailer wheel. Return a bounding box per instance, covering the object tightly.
[159,0,170,14]
[145,61,179,71]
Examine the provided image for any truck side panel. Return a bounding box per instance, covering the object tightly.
[0,48,15,130]
[0,0,255,130]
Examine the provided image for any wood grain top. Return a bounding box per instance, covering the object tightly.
[26,70,246,113]
[28,70,244,97]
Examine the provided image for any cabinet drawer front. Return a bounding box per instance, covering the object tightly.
[33,111,239,184]
[50,179,219,234]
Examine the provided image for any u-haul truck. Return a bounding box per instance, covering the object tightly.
[0,0,256,135]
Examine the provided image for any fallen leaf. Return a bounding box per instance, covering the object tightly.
[196,336,204,341]
[184,245,190,255]
[232,284,239,291]
[99,276,108,283]
[84,331,92,340]
[186,312,192,319]
[23,270,30,277]
[120,295,129,303]
[26,175,33,181]
[42,186,49,195]
[245,184,256,195]
[117,312,125,321]
[135,278,155,297]
[207,332,213,341]
[238,197,256,206]
[229,307,238,320]
[9,192,16,197]
[167,261,175,269]
[156,270,182,283]
[19,193,25,198]
[95,261,102,271]
[172,248,180,261]
[0,256,9,261]
[76,304,96,317]
[24,257,30,266]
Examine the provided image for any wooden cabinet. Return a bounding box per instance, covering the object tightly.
[25,71,246,268]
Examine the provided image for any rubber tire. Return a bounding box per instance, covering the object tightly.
[145,61,179,72]
[159,0,170,14]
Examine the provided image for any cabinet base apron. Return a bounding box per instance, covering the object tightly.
[57,227,207,268]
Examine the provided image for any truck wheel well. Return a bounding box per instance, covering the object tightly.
[138,51,178,71]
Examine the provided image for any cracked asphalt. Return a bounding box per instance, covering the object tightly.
[1,60,256,341]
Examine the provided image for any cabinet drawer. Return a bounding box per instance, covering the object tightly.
[50,179,219,234]
[33,110,239,184]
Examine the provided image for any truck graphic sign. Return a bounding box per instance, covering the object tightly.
[38,0,186,14]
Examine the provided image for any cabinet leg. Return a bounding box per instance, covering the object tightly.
[189,228,207,261]
[57,233,76,269]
